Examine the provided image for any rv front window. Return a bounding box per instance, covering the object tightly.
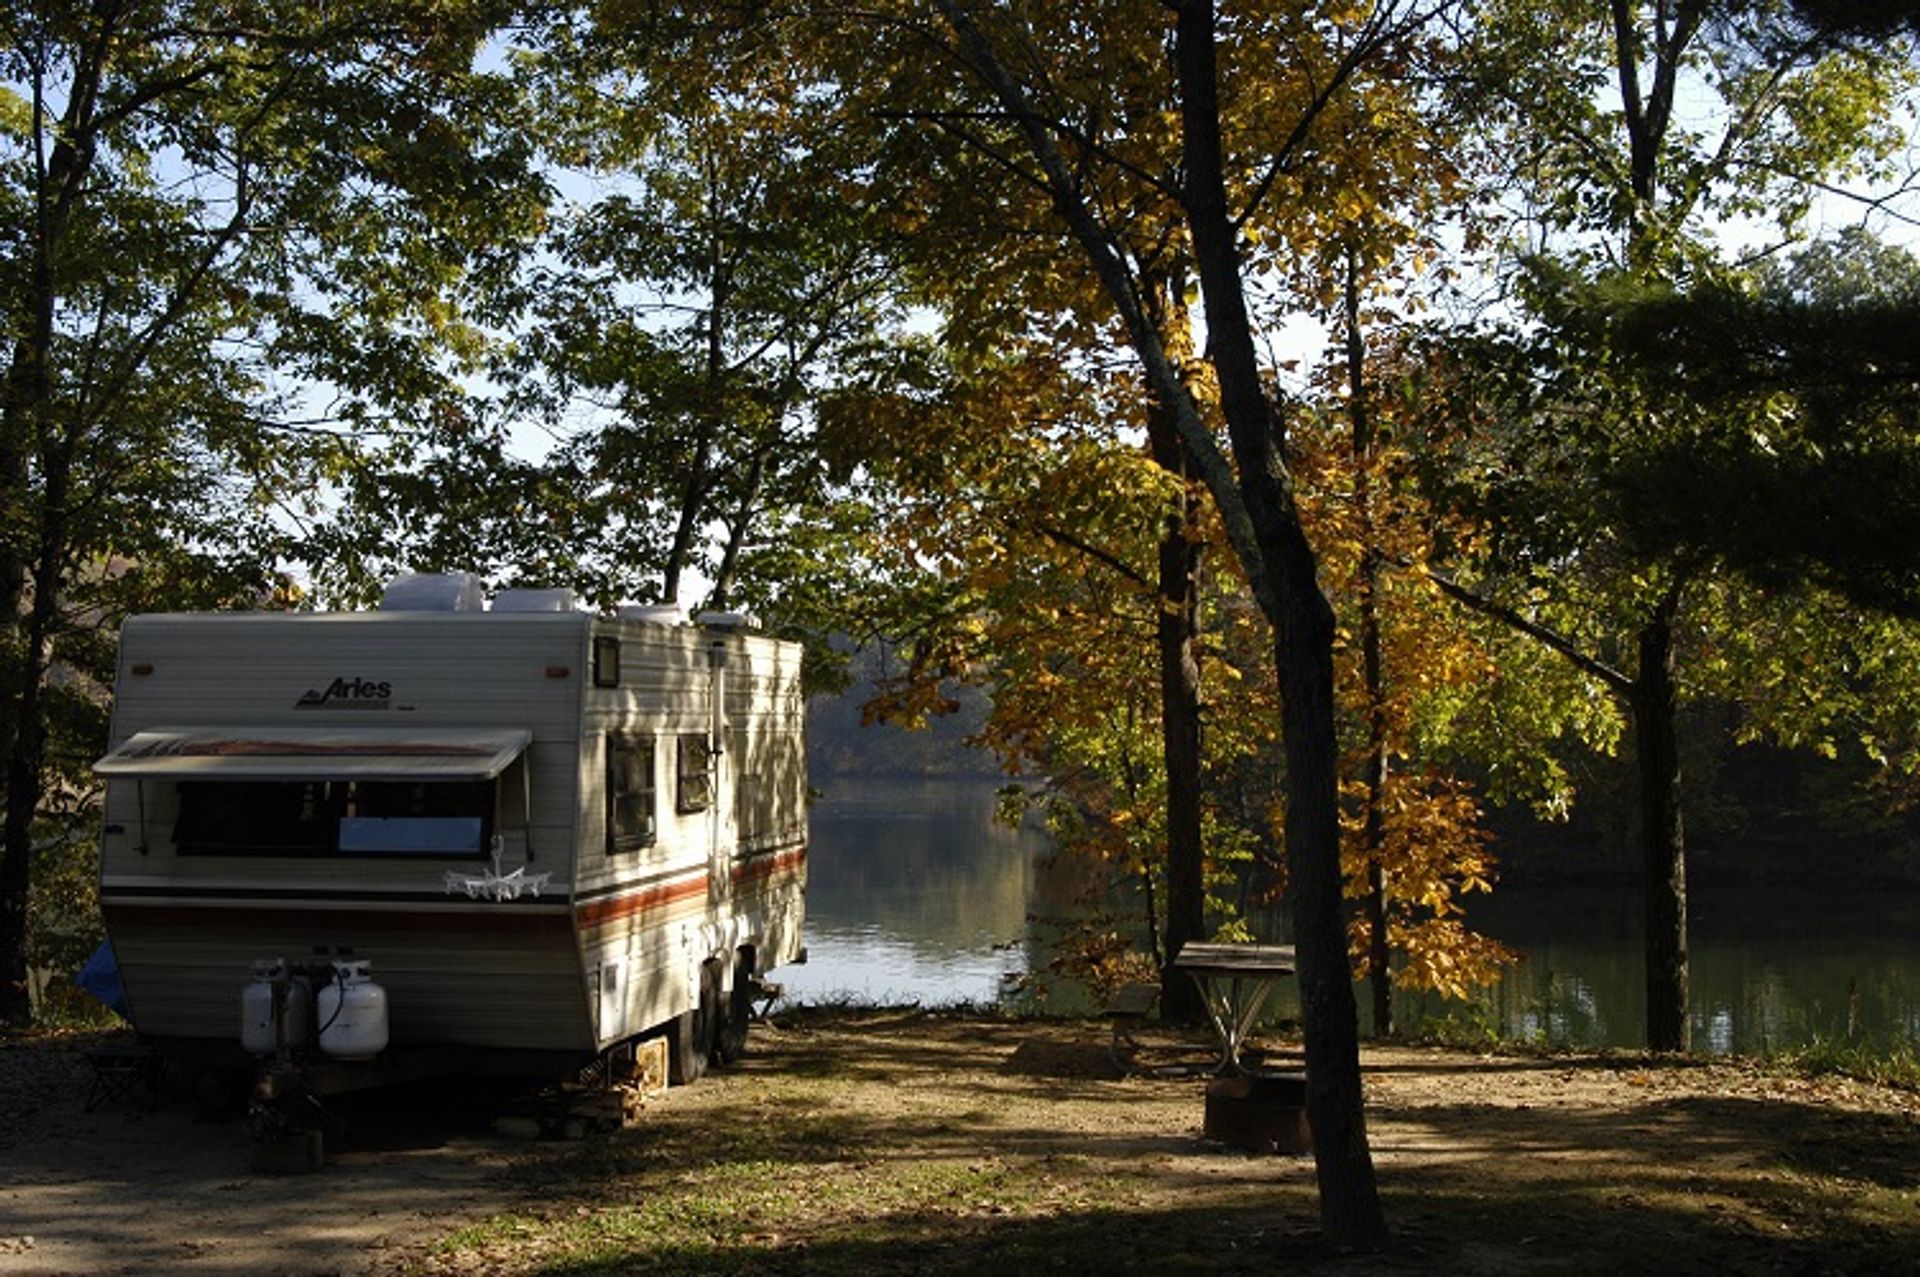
[174,779,492,857]
[607,734,656,851]
[676,734,714,813]
[174,781,341,856]
[341,780,493,856]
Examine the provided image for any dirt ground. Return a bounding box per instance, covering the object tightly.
[4,1012,1918,1275]
[0,1033,527,1276]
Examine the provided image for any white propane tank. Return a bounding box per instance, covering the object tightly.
[240,959,312,1055]
[316,960,389,1060]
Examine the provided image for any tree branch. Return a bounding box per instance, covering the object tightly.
[1030,520,1153,590]
[1237,0,1440,227]
[931,0,1270,600]
[1422,566,1635,695]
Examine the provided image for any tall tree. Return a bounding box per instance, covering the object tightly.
[0,0,545,1025]
[515,16,915,611]
[887,0,1481,1243]
[1447,0,1917,1050]
[1251,0,1507,1033]
[1608,233,1920,797]
[313,12,923,619]
[1299,259,1526,1037]
[693,0,1232,1024]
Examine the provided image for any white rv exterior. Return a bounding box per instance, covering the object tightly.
[94,605,807,1079]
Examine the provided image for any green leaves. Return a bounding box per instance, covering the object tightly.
[0,0,555,1022]
[393,10,925,610]
[1416,0,1920,1051]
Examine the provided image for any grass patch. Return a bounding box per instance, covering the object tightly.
[402,1010,1920,1277]
[433,1147,1164,1274]
[1765,1036,1920,1091]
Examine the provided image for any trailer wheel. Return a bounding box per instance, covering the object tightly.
[668,962,720,1085]
[714,949,754,1065]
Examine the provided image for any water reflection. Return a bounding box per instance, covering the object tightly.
[785,779,1920,1054]
[1394,883,1920,1053]
[779,779,1044,1006]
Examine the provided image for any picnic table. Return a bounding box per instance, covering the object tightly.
[1170,941,1297,1075]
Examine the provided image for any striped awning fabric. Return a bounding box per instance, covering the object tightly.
[95,727,533,781]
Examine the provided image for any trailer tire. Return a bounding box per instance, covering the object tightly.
[714,949,754,1065]
[668,963,719,1085]
[666,1010,705,1085]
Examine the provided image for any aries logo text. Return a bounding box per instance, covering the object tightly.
[296,677,394,710]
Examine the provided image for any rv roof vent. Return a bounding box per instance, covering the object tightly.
[381,571,485,612]
[493,587,577,613]
[618,604,690,627]
[696,610,757,631]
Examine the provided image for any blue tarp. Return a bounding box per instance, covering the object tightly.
[75,940,129,1020]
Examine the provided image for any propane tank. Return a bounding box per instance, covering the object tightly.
[316,960,389,1060]
[240,958,312,1055]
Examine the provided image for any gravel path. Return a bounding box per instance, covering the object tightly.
[0,1033,523,1277]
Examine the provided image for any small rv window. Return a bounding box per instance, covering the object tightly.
[607,735,656,851]
[593,636,621,687]
[676,735,714,813]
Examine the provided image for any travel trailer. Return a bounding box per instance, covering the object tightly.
[94,577,807,1095]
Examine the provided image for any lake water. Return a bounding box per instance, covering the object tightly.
[787,778,1920,1055]
[779,779,1051,1007]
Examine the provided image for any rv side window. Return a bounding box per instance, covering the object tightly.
[676,735,714,813]
[607,734,656,851]
[593,636,621,687]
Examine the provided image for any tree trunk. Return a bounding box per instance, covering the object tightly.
[1612,0,1694,1055]
[1633,603,1689,1052]
[664,199,733,606]
[1365,854,1391,1036]
[0,435,73,1027]
[0,49,100,1028]
[1271,548,1382,1242]
[0,593,54,1027]
[1173,0,1384,1245]
[1360,554,1391,1038]
[707,446,767,612]
[1143,272,1208,1026]
[0,810,33,1025]
[1151,443,1207,1024]
[1346,245,1392,1038]
[929,0,1385,1245]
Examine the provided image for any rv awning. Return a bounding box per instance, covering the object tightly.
[94,727,533,782]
